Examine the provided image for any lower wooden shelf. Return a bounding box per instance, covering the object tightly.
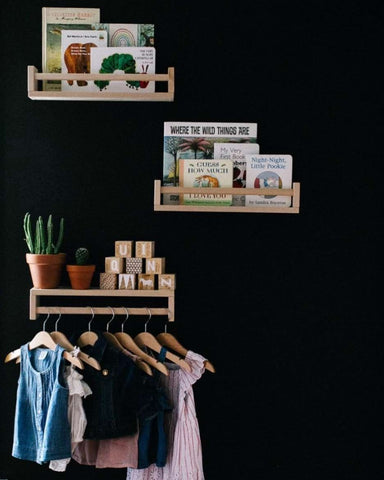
[27,66,175,102]
[153,180,300,213]
[30,288,175,321]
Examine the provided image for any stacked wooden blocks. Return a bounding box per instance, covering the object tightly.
[99,241,176,291]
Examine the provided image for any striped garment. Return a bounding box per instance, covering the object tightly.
[126,350,206,480]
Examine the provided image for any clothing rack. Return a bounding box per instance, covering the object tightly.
[29,288,175,321]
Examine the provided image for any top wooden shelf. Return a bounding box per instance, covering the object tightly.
[27,66,175,102]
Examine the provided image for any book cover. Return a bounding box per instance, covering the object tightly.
[90,47,156,92]
[93,23,155,47]
[179,159,233,205]
[42,7,101,91]
[245,154,293,207]
[163,122,258,205]
[61,30,108,92]
[213,142,260,206]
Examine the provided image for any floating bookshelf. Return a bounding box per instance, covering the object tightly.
[27,66,175,102]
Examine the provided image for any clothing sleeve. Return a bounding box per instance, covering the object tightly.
[182,350,207,387]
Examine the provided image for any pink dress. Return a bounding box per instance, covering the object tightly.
[126,350,206,480]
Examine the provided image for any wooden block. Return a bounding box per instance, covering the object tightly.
[135,241,155,258]
[126,257,143,274]
[138,274,155,290]
[100,273,117,290]
[119,274,136,290]
[105,257,124,274]
[158,274,176,290]
[115,241,134,258]
[146,257,166,274]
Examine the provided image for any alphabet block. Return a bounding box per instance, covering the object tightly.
[135,241,155,258]
[100,273,117,290]
[146,257,166,274]
[119,274,136,290]
[126,257,143,274]
[115,241,134,258]
[158,274,176,290]
[105,257,124,274]
[138,274,155,290]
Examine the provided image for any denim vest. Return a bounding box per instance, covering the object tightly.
[12,343,71,464]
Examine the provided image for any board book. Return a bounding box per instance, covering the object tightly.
[93,23,155,47]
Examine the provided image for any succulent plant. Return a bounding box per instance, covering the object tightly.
[75,247,90,265]
[23,212,64,254]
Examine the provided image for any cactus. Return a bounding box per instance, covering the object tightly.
[75,247,90,265]
[23,212,64,254]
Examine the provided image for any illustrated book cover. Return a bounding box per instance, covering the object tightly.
[61,30,108,92]
[42,7,101,91]
[213,142,260,206]
[179,159,233,205]
[163,122,258,205]
[92,23,155,47]
[245,154,293,207]
[90,47,156,92]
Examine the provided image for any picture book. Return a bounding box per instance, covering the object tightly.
[93,23,155,47]
[214,142,260,206]
[42,7,101,91]
[245,154,293,207]
[179,159,233,205]
[163,122,258,205]
[61,30,108,92]
[90,47,156,92]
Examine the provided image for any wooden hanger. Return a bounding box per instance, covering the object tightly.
[103,307,153,377]
[50,310,101,370]
[4,313,83,369]
[114,307,169,376]
[134,309,191,372]
[77,307,99,348]
[157,328,215,373]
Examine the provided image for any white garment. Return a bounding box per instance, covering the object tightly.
[126,350,206,480]
[49,365,92,472]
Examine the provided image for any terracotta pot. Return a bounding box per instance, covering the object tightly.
[66,264,96,289]
[26,253,66,289]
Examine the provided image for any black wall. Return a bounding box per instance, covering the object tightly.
[0,1,381,479]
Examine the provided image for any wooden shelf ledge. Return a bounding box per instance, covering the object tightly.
[27,66,175,102]
[153,180,300,213]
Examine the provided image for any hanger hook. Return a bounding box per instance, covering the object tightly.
[87,306,95,331]
[121,307,129,332]
[144,307,152,332]
[164,308,172,333]
[42,309,51,331]
[54,308,62,331]
[106,306,115,332]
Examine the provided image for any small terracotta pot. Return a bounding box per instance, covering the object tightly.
[26,253,66,289]
[66,264,96,289]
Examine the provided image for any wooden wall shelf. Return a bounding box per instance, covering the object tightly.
[153,180,300,213]
[30,288,175,321]
[27,66,175,102]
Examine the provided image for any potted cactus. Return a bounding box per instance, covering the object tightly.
[66,247,96,289]
[23,212,65,289]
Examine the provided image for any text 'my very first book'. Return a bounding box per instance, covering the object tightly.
[42,7,101,91]
[245,154,293,207]
[163,122,258,205]
[179,159,233,205]
[214,142,260,206]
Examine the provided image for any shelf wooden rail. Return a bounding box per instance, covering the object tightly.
[154,180,300,213]
[30,288,175,321]
[27,66,175,101]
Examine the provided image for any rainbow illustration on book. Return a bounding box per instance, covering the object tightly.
[110,28,136,47]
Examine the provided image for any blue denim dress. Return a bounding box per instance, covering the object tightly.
[12,343,71,464]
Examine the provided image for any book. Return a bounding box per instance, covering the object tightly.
[61,30,108,92]
[93,23,155,47]
[213,142,260,206]
[179,159,233,205]
[90,47,156,92]
[42,7,101,91]
[163,122,258,205]
[245,154,293,207]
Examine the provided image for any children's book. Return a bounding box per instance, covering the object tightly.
[93,23,155,47]
[245,154,293,207]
